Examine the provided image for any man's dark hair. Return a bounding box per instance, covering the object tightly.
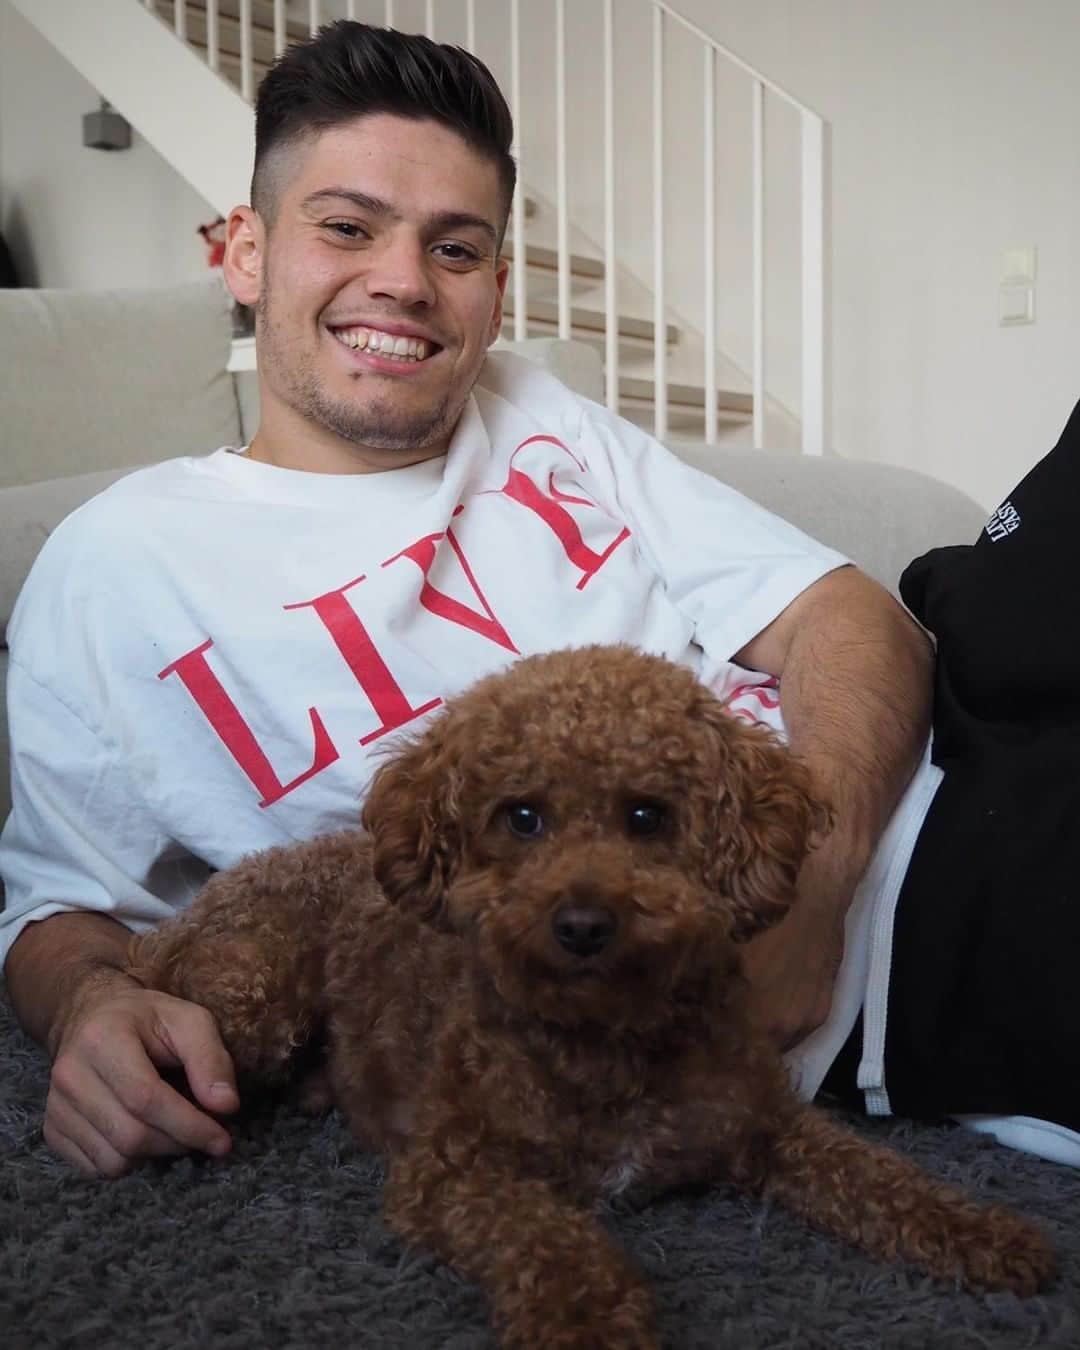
[251,22,516,236]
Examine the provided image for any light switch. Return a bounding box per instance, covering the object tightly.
[1000,284,1035,325]
[999,246,1036,326]
[1001,246,1037,283]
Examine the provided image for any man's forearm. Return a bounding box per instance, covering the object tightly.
[4,911,139,1057]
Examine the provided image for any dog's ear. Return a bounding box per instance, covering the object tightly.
[696,701,831,943]
[361,719,464,930]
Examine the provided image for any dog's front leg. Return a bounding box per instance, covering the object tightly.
[383,1143,659,1350]
[127,831,369,1085]
[755,1105,1056,1295]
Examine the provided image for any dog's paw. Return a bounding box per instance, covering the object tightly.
[951,1207,1057,1296]
[291,1063,335,1116]
[500,1287,659,1350]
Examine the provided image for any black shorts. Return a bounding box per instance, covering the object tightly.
[824,396,1080,1130]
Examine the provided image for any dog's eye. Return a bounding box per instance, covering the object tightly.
[627,802,666,836]
[505,803,544,839]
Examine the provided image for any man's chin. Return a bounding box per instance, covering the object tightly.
[311,400,455,455]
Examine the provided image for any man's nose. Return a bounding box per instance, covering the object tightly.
[364,234,436,308]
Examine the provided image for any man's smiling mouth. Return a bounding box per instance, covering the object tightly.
[331,325,439,363]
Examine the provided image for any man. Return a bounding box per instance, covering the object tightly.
[0,23,930,1179]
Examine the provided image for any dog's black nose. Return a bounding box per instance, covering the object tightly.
[552,905,617,957]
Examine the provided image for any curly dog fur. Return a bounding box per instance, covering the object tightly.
[128,645,1055,1348]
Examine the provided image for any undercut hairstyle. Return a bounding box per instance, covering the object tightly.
[251,21,516,239]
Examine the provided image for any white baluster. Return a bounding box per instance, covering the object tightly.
[652,4,667,442]
[703,44,716,445]
[751,78,765,449]
[309,0,319,38]
[174,0,186,41]
[273,0,286,59]
[801,111,825,455]
[240,0,254,102]
[465,0,476,53]
[603,0,617,414]
[347,0,357,17]
[555,0,570,340]
[510,0,526,341]
[206,0,219,71]
[425,0,435,39]
[384,0,395,28]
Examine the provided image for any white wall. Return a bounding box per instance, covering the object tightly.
[0,0,217,290]
[668,0,1080,510]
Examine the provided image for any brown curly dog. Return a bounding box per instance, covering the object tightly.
[128,645,1055,1349]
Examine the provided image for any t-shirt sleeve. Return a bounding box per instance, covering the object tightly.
[0,658,206,972]
[578,403,850,661]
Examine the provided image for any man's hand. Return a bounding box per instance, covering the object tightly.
[46,978,239,1178]
[4,912,240,1179]
[740,894,845,1051]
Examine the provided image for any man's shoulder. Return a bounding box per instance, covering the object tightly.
[10,453,227,623]
[475,348,650,455]
[40,453,225,545]
[477,348,592,422]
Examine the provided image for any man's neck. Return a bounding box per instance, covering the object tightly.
[245,430,447,475]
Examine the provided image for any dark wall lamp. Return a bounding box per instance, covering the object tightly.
[83,99,132,151]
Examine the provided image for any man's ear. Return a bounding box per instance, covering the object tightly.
[222,205,264,309]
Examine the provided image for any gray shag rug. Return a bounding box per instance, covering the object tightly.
[2,990,1079,1350]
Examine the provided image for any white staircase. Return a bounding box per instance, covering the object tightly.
[10,0,826,451]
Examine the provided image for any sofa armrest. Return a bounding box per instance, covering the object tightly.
[672,442,987,597]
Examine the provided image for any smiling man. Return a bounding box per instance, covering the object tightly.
[0,22,934,1179]
[240,113,510,472]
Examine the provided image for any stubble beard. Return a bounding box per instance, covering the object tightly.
[256,284,460,454]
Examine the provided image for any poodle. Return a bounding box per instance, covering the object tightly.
[127,644,1055,1349]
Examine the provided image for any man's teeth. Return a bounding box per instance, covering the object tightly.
[333,327,431,361]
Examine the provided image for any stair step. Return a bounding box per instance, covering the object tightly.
[501,242,604,281]
[618,377,753,417]
[502,300,679,347]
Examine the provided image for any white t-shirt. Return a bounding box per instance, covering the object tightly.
[0,350,928,1102]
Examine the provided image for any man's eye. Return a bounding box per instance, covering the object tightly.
[627,802,666,837]
[505,804,544,839]
[326,221,367,240]
[434,243,480,263]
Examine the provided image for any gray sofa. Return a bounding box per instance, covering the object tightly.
[0,279,988,829]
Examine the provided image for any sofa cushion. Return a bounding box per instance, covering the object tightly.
[0,469,133,641]
[0,279,242,490]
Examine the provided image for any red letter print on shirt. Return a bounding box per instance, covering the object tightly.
[482,436,631,590]
[382,510,519,654]
[158,639,340,808]
[284,576,442,745]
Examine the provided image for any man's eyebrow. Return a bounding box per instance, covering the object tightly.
[300,189,498,244]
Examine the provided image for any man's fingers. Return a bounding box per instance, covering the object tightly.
[144,1002,240,1117]
[58,1011,234,1160]
[42,1115,117,1180]
[48,1054,205,1168]
[105,1037,235,1158]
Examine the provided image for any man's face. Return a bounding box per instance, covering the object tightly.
[225,114,509,472]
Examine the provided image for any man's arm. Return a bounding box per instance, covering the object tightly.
[5,911,239,1177]
[732,565,933,1049]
